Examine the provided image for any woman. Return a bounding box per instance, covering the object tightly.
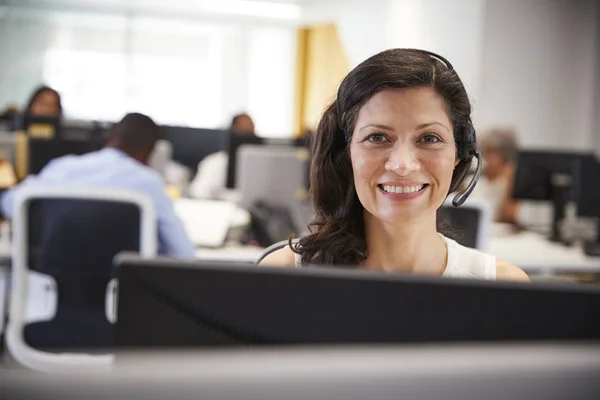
[469,128,519,223]
[260,49,528,282]
[24,85,62,118]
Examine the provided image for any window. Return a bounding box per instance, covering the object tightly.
[1,3,297,137]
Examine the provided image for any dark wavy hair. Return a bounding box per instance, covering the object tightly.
[292,48,474,267]
[25,85,63,117]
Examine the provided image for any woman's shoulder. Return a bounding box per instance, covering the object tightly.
[258,246,297,267]
[495,259,530,282]
[442,235,529,281]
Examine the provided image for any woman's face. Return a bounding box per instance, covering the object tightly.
[349,87,458,226]
[29,90,61,118]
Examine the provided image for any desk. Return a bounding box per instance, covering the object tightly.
[0,220,598,274]
[489,231,600,275]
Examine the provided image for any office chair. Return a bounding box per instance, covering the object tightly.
[439,197,492,250]
[6,187,157,372]
[255,238,299,264]
[255,198,492,264]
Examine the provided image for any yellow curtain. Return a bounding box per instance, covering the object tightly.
[293,24,349,136]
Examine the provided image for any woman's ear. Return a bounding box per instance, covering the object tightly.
[454,155,460,168]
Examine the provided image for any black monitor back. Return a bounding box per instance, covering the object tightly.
[225,134,264,188]
[28,137,100,175]
[115,256,600,349]
[575,156,600,218]
[438,205,481,249]
[159,126,228,174]
[512,150,592,201]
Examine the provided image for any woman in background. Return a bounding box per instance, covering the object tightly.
[24,85,62,118]
[260,48,528,282]
[470,128,519,223]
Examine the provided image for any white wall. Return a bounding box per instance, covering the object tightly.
[594,15,600,156]
[304,0,598,152]
[301,0,389,68]
[386,0,486,115]
[477,0,599,151]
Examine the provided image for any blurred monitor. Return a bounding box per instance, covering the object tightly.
[28,137,101,176]
[225,133,264,189]
[236,144,309,208]
[21,116,61,140]
[575,156,600,256]
[512,150,594,241]
[226,135,309,190]
[61,120,107,148]
[115,254,600,349]
[576,156,600,218]
[159,126,227,176]
[439,198,491,250]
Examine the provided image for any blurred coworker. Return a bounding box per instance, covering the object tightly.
[0,104,20,120]
[188,113,256,199]
[24,85,63,118]
[469,127,519,222]
[0,113,195,258]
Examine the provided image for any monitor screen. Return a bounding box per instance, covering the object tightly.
[114,255,600,350]
[159,126,228,175]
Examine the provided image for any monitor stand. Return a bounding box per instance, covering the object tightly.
[549,184,570,244]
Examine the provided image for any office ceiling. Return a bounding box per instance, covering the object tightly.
[1,0,308,22]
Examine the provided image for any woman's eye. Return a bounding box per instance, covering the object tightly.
[420,134,442,144]
[365,133,387,143]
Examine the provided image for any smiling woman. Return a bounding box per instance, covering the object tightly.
[259,48,529,282]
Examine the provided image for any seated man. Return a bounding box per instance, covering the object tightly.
[0,113,195,258]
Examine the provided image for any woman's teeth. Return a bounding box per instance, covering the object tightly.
[381,184,425,194]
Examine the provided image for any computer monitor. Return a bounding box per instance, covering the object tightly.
[114,254,600,349]
[575,156,600,256]
[236,144,310,208]
[225,133,264,189]
[21,115,61,140]
[159,126,228,175]
[226,135,310,189]
[27,137,101,175]
[512,150,594,242]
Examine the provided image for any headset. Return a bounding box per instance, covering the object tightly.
[415,49,482,207]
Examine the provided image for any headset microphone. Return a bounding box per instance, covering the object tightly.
[452,151,482,207]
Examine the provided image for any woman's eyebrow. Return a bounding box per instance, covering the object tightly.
[358,124,394,132]
[416,122,450,132]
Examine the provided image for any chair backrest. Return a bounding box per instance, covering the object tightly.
[25,198,141,350]
[439,198,492,250]
[255,239,298,265]
[7,187,157,372]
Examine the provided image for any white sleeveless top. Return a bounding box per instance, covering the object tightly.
[293,234,496,280]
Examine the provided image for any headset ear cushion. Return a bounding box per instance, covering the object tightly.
[461,121,477,161]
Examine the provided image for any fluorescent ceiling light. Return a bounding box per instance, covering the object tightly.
[193,0,302,20]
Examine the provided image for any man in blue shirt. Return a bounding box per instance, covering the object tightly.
[0,113,195,258]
